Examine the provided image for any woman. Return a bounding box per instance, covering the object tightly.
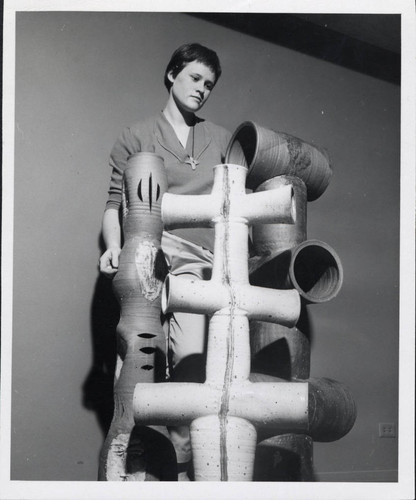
[99,43,231,479]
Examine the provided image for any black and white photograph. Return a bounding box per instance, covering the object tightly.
[1,1,414,499]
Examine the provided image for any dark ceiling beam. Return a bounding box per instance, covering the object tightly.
[188,13,400,85]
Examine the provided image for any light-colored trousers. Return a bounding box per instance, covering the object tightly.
[161,231,214,464]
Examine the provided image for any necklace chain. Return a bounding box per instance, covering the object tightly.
[185,124,199,170]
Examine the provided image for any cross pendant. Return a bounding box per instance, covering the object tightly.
[185,156,199,170]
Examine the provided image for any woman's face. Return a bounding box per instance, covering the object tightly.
[168,60,216,114]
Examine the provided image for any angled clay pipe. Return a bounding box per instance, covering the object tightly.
[135,373,355,441]
[248,177,343,305]
[225,121,332,201]
[250,238,343,305]
[249,372,357,442]
[99,153,174,481]
[250,373,357,481]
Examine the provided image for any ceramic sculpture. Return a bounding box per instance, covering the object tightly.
[133,153,356,480]
[98,152,175,481]
[226,122,355,481]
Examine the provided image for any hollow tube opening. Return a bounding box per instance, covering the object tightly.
[290,243,342,303]
[226,123,257,168]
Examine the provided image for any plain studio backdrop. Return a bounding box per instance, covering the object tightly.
[9,10,403,485]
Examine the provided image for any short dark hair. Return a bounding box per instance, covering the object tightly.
[164,43,222,91]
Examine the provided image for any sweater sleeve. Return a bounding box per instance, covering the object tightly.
[105,126,142,210]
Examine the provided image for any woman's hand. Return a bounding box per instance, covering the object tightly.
[99,246,121,278]
[100,208,122,278]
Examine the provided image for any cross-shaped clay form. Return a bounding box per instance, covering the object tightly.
[133,164,309,481]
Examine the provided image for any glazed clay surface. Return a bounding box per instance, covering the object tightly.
[225,121,332,201]
[99,153,174,481]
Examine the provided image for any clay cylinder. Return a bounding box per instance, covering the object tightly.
[251,176,307,256]
[250,240,343,304]
[254,434,314,481]
[161,275,227,316]
[121,152,166,239]
[249,373,357,443]
[161,165,295,230]
[190,415,257,481]
[134,379,309,429]
[225,121,332,201]
[134,383,219,425]
[228,381,309,429]
[308,377,357,442]
[229,186,296,225]
[211,218,250,284]
[112,152,168,372]
[162,274,300,326]
[99,152,169,481]
[205,310,251,384]
[161,193,217,229]
[289,240,343,304]
[249,319,310,380]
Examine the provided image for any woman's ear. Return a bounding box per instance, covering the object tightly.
[167,71,175,84]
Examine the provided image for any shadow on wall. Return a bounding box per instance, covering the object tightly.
[82,240,119,437]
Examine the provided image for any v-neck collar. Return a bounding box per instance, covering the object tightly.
[155,111,212,162]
